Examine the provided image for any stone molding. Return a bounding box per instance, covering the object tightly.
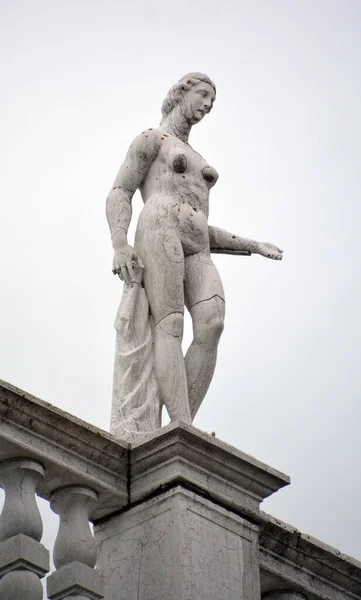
[0,381,290,521]
[260,513,361,600]
[130,421,290,518]
[0,380,128,519]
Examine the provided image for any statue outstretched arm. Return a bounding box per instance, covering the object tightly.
[209,226,283,260]
[106,131,161,282]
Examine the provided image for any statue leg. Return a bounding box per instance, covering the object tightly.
[135,224,191,424]
[184,253,225,420]
[153,312,191,423]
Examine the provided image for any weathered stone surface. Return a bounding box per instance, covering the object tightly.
[129,421,290,518]
[95,422,289,600]
[110,275,162,441]
[260,513,361,600]
[0,459,44,542]
[1,379,361,600]
[47,561,104,600]
[0,569,43,600]
[0,457,49,599]
[0,379,128,519]
[106,73,284,439]
[96,486,260,600]
[0,534,49,578]
[51,486,98,570]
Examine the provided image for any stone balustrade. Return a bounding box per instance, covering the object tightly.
[0,460,105,599]
[0,379,129,599]
[1,379,361,600]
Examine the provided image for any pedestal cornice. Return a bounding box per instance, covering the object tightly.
[129,421,290,520]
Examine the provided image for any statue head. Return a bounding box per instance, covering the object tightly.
[160,73,216,125]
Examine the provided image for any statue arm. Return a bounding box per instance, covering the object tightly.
[209,226,283,260]
[209,226,257,255]
[106,131,161,281]
[106,131,161,247]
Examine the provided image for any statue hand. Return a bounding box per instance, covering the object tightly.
[112,244,144,284]
[256,242,283,260]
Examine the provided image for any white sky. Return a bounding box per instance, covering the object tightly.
[1,0,361,574]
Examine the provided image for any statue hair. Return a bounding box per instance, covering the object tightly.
[160,73,216,124]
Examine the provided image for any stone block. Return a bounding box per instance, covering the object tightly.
[0,534,49,577]
[47,561,104,600]
[96,486,260,600]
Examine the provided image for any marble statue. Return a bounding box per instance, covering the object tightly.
[106,73,283,440]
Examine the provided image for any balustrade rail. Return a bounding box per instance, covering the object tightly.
[0,379,129,600]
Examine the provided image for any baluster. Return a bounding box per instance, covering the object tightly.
[0,458,50,600]
[47,486,104,600]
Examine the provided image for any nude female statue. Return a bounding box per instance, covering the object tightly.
[106,73,282,432]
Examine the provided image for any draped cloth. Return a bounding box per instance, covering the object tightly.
[110,282,162,442]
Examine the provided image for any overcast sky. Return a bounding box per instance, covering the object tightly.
[1,0,361,573]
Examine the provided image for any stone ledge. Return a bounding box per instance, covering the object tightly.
[130,421,290,518]
[259,513,361,600]
[0,534,49,578]
[0,380,128,519]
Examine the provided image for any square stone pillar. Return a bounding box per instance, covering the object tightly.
[95,423,290,600]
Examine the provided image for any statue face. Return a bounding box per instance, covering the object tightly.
[182,82,215,124]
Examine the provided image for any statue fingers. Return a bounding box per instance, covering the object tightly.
[126,261,135,283]
[120,265,128,282]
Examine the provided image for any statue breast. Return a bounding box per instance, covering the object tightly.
[201,165,219,186]
[172,153,187,173]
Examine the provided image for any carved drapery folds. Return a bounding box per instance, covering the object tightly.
[0,459,50,600]
[47,485,104,600]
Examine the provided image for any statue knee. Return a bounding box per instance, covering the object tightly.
[207,310,225,342]
[155,312,184,338]
[192,296,225,345]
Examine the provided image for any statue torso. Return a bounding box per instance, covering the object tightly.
[140,130,218,219]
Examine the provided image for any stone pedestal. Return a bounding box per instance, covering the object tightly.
[95,422,290,600]
[97,486,259,600]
